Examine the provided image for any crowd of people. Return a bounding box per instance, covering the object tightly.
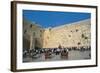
[23,46,91,59]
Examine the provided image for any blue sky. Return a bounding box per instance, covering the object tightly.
[23,10,91,28]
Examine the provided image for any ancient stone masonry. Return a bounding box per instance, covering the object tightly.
[23,19,91,50]
[23,20,44,50]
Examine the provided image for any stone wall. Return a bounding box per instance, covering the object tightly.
[23,19,91,49]
[43,19,91,48]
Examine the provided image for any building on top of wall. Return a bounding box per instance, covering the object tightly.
[23,19,44,50]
